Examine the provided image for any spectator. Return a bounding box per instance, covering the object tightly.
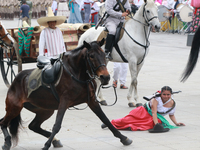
[83,0,94,23]
[68,0,83,23]
[37,7,66,59]
[190,0,200,32]
[20,0,30,26]
[51,0,58,16]
[91,0,100,27]
[57,0,70,22]
[112,62,129,89]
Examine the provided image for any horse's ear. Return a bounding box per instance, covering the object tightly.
[99,38,105,47]
[83,41,91,49]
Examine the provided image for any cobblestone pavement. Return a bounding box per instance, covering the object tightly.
[0,19,200,150]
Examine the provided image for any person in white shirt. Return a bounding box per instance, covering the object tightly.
[91,0,100,27]
[112,62,129,89]
[83,0,94,23]
[51,0,58,16]
[37,7,66,59]
[133,0,144,8]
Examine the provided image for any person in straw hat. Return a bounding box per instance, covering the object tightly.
[101,86,185,132]
[37,7,66,59]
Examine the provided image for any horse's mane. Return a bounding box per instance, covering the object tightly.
[72,44,85,53]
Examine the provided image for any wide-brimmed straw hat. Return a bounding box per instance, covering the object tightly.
[37,7,66,26]
[148,123,170,133]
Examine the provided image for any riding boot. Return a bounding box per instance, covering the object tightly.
[105,34,115,60]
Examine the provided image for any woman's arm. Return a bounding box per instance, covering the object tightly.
[169,115,185,126]
[151,98,159,125]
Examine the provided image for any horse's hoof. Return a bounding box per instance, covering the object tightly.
[101,123,107,129]
[41,147,48,150]
[52,140,63,147]
[136,103,143,107]
[2,144,11,150]
[128,102,136,107]
[100,100,107,106]
[120,137,133,146]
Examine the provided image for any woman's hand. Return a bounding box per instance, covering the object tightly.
[176,123,185,126]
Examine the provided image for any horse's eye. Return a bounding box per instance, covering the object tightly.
[147,10,150,13]
[0,26,2,30]
[90,54,94,59]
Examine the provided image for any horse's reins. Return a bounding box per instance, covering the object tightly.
[122,3,158,65]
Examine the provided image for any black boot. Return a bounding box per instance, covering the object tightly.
[105,34,115,60]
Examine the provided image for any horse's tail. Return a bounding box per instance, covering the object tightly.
[181,26,200,82]
[8,114,22,145]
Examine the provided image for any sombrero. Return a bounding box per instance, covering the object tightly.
[148,123,170,133]
[37,7,66,27]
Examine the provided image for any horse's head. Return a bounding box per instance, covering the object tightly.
[83,39,110,85]
[0,22,14,47]
[142,0,161,32]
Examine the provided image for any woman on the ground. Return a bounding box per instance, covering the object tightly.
[101,86,185,132]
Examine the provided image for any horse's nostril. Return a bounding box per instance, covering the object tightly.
[100,75,110,85]
[11,41,13,45]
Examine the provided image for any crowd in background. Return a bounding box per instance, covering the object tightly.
[0,0,199,33]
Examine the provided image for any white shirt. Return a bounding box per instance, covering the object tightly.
[149,97,176,116]
[91,2,100,14]
[83,0,93,3]
[39,27,66,59]
[133,0,144,7]
[51,1,57,13]
[166,0,174,9]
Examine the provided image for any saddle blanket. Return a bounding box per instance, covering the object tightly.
[27,67,63,98]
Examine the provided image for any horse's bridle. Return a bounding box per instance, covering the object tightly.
[86,50,106,78]
[122,3,158,65]
[142,3,158,26]
[0,32,12,47]
[60,49,107,110]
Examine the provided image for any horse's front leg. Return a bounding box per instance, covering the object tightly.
[42,101,67,150]
[95,79,107,106]
[88,100,132,146]
[127,61,143,107]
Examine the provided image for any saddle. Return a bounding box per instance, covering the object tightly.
[37,56,62,84]
[97,22,126,45]
[97,21,128,62]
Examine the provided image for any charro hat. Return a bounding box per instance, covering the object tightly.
[37,7,66,27]
[148,123,170,133]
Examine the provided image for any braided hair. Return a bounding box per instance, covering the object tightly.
[161,86,172,94]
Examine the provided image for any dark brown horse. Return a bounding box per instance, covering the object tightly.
[0,39,132,150]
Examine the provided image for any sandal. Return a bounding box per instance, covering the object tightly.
[120,84,128,89]
[113,80,117,88]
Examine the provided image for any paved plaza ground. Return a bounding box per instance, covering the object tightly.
[0,19,200,150]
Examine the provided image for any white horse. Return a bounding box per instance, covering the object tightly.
[78,0,160,107]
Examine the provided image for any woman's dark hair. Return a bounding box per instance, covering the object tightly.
[161,86,172,94]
